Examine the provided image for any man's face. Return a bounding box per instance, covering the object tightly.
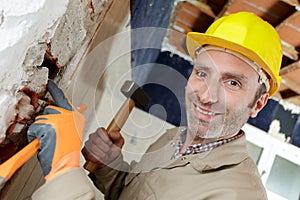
[185,48,268,140]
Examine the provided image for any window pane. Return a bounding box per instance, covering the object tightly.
[246,142,263,164]
[266,156,300,200]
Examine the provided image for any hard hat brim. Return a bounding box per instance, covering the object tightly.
[186,32,280,96]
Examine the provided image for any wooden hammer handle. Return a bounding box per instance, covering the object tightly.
[83,98,135,172]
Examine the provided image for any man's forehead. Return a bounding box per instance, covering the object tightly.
[194,55,254,80]
[194,48,250,70]
[194,45,270,91]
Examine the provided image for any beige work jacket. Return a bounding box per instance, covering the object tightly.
[32,127,267,200]
[92,127,268,200]
[32,168,95,200]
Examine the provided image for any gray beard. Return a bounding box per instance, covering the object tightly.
[186,106,250,140]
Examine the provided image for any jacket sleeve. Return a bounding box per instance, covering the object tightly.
[88,154,131,200]
[32,168,95,200]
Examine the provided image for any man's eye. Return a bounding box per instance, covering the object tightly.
[196,70,207,78]
[225,80,241,89]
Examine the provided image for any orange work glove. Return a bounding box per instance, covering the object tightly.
[27,80,86,182]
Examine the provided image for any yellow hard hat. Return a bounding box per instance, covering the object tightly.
[186,11,282,96]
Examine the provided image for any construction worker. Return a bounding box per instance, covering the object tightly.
[30,11,282,199]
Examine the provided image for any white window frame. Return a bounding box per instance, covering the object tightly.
[243,123,300,200]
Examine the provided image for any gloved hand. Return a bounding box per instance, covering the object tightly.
[82,128,124,169]
[27,80,86,182]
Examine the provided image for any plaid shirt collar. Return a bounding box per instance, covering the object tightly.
[174,129,245,159]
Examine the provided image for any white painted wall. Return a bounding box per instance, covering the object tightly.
[0,0,121,197]
[0,0,114,144]
[0,0,68,142]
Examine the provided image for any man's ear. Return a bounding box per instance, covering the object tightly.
[250,93,269,118]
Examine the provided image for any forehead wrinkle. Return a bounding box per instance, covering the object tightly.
[222,72,249,83]
[196,51,254,82]
[195,52,221,71]
[194,63,246,80]
[194,64,211,71]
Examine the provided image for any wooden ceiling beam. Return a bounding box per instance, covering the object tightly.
[280,60,300,75]
[282,95,300,107]
[281,43,299,61]
[281,76,300,94]
[278,0,300,8]
[187,0,216,18]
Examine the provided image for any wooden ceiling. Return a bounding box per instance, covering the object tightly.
[167,0,300,107]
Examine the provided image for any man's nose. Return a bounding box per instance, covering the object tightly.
[199,80,220,104]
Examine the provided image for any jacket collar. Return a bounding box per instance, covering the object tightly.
[163,127,249,173]
[128,127,249,174]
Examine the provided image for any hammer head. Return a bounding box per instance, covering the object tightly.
[121,80,150,109]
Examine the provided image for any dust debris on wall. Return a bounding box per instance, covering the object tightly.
[0,0,114,166]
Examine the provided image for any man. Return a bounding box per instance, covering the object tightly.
[30,12,282,199]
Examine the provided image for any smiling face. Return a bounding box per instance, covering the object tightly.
[185,47,269,142]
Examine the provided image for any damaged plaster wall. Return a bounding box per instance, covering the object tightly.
[0,0,66,143]
[0,0,114,163]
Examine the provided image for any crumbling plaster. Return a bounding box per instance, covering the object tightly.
[0,0,113,147]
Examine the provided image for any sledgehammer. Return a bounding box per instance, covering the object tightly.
[83,80,150,172]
